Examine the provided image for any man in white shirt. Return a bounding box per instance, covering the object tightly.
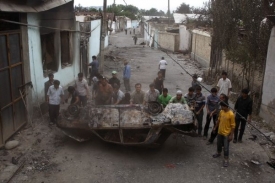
[75,73,89,106]
[112,84,125,105]
[47,80,64,125]
[217,71,232,96]
[159,57,167,79]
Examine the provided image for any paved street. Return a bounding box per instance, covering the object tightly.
[3,31,275,183]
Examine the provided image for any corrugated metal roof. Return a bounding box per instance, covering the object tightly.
[75,12,115,21]
[0,0,72,12]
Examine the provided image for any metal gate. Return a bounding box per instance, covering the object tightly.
[0,30,26,147]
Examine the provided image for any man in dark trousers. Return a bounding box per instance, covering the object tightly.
[133,35,138,45]
[47,80,64,125]
[233,88,253,143]
[88,56,99,85]
[203,88,220,139]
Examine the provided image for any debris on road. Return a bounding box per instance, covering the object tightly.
[249,135,257,141]
[266,160,275,169]
[251,160,260,165]
[165,164,176,169]
[5,140,20,150]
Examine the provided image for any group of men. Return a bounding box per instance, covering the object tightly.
[45,55,253,167]
[187,71,253,167]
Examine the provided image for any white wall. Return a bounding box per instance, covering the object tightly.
[27,13,80,103]
[179,25,191,51]
[260,27,275,130]
[88,19,109,62]
[127,20,132,29]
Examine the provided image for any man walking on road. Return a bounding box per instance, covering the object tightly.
[154,71,164,95]
[75,73,89,107]
[203,88,220,139]
[233,88,253,143]
[159,57,167,79]
[133,35,138,45]
[123,61,131,92]
[47,80,64,125]
[217,71,232,96]
[212,101,235,167]
[130,83,145,105]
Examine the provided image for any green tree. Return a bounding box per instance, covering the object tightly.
[175,3,191,14]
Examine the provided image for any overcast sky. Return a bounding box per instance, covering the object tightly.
[74,0,207,12]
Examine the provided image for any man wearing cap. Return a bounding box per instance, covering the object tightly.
[109,71,120,88]
[130,83,145,105]
[143,83,160,105]
[123,61,131,92]
[233,88,253,143]
[169,90,187,104]
[159,57,167,79]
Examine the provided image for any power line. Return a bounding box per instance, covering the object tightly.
[0,19,100,34]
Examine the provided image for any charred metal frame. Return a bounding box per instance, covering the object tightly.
[58,104,197,146]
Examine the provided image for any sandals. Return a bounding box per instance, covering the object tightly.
[212,153,221,158]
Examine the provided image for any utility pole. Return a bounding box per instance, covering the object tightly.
[99,0,107,74]
[168,0,170,25]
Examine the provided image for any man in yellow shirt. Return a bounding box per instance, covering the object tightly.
[212,101,235,167]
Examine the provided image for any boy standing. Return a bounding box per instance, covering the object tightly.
[212,101,235,167]
[203,88,219,139]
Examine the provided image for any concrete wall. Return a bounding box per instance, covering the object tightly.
[27,13,80,103]
[260,27,275,130]
[191,29,211,68]
[158,32,179,52]
[144,22,169,46]
[89,19,101,61]
[179,25,191,51]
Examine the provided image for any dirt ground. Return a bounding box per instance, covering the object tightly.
[1,31,275,183]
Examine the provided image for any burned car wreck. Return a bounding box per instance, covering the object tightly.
[57,102,197,146]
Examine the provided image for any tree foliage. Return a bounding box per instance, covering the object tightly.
[175,3,191,14]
